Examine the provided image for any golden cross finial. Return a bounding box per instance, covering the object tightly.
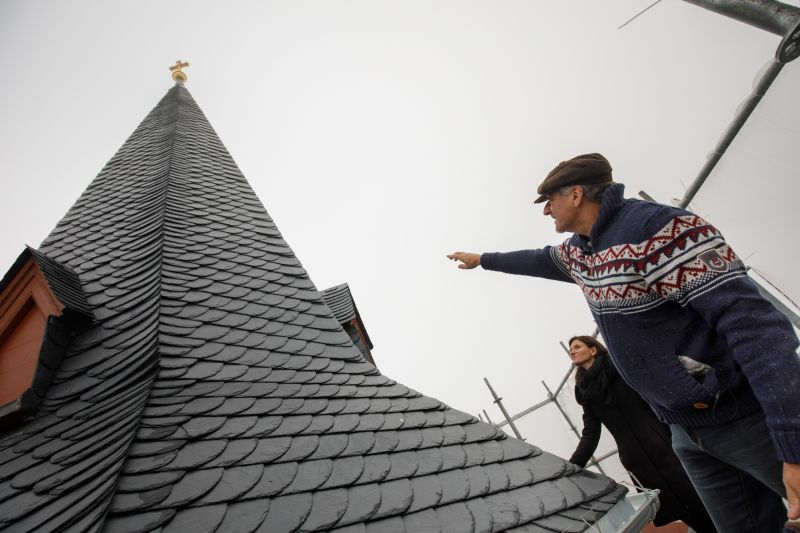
[169,60,190,83]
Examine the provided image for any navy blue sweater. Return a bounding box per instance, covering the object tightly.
[481,184,800,463]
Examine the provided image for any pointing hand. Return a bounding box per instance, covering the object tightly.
[447,252,481,270]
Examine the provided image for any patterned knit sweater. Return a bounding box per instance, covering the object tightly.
[481,183,800,463]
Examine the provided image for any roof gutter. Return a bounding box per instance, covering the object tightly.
[594,490,660,532]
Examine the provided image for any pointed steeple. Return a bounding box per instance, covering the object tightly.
[0,85,626,532]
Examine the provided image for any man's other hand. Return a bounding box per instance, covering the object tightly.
[447,252,480,270]
[786,462,800,520]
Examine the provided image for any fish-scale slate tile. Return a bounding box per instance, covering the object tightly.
[0,84,626,532]
[162,503,228,533]
[214,499,270,533]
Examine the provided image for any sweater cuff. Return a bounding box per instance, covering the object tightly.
[771,429,800,464]
[480,252,498,271]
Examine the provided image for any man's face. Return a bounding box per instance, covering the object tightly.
[542,187,579,233]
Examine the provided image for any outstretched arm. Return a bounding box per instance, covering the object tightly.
[447,246,574,283]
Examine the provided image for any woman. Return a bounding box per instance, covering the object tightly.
[568,335,716,532]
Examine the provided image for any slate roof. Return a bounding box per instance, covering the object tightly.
[0,84,626,532]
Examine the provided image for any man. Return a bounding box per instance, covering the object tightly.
[448,153,800,532]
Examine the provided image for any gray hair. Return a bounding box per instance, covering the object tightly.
[558,182,614,203]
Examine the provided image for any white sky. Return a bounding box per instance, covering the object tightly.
[2,0,798,468]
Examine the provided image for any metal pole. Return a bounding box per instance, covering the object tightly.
[682,0,800,36]
[586,449,619,468]
[671,62,800,329]
[495,397,553,429]
[681,0,800,62]
[677,60,784,209]
[552,358,577,399]
[675,1,799,209]
[543,380,606,475]
[483,377,525,440]
[542,381,580,437]
[496,343,575,428]
[482,409,494,425]
[638,190,656,202]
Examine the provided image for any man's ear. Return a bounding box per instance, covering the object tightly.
[572,186,585,207]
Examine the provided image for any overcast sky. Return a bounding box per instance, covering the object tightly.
[1,0,797,473]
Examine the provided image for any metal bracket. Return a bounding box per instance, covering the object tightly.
[777,18,800,62]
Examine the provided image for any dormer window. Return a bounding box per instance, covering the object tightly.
[322,283,376,367]
[0,248,92,427]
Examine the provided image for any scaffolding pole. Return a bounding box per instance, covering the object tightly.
[586,449,619,469]
[496,362,575,429]
[483,377,525,440]
[552,342,576,399]
[495,397,552,429]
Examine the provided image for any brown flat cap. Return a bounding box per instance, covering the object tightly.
[534,153,612,203]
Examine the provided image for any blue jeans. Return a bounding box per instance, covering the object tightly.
[671,412,788,533]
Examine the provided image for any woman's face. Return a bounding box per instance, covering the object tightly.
[569,339,597,368]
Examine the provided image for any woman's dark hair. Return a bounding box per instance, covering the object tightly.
[569,335,609,383]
